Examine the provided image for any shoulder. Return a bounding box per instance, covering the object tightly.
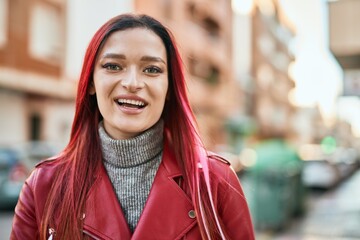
[14,158,62,227]
[207,152,231,166]
[206,153,255,239]
[206,152,243,192]
[206,152,244,195]
[26,158,62,193]
[34,158,61,177]
[207,152,232,179]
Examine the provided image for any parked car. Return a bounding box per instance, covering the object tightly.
[299,143,360,189]
[0,147,29,210]
[302,159,341,189]
[0,141,62,210]
[14,141,62,171]
[328,147,359,179]
[299,144,342,189]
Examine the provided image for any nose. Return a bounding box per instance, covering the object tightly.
[121,66,144,92]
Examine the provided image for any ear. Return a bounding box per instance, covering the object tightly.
[89,81,96,95]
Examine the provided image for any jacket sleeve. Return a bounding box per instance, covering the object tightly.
[214,159,255,240]
[11,170,40,240]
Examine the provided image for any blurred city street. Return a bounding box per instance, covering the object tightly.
[257,169,360,240]
[1,0,360,239]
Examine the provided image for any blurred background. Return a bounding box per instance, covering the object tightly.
[1,0,360,239]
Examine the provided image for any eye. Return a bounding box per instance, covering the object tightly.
[102,63,122,71]
[144,66,162,74]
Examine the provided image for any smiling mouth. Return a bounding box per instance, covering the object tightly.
[116,99,146,109]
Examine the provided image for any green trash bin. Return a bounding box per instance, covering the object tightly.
[240,139,305,231]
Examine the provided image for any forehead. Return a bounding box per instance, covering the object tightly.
[98,28,167,59]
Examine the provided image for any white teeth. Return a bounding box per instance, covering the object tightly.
[117,99,145,106]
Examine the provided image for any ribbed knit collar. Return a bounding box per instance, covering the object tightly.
[98,120,164,168]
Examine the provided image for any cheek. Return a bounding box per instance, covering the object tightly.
[93,80,112,109]
[93,74,113,97]
[150,79,168,101]
[159,80,169,100]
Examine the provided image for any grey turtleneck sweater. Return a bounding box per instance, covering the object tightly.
[98,120,164,232]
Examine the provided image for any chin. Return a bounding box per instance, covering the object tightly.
[119,125,149,135]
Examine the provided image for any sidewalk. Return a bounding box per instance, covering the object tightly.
[256,169,360,240]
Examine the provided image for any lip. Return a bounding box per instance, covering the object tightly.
[114,94,147,103]
[114,94,148,115]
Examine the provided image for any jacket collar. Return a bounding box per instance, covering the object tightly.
[83,141,197,240]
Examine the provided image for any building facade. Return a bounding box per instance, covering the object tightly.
[0,0,234,151]
[134,0,236,151]
[251,0,297,140]
[2,0,321,154]
[329,0,360,96]
[0,0,133,147]
[0,0,75,147]
[328,0,360,147]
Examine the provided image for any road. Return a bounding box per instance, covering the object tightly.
[0,210,13,239]
[257,169,360,239]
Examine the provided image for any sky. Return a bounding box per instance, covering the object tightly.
[279,0,360,136]
[279,0,343,123]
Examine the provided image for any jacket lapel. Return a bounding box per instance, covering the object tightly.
[83,164,132,240]
[132,142,197,240]
[82,142,197,240]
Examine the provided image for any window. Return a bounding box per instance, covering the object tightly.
[203,17,220,39]
[186,3,220,40]
[0,0,8,47]
[30,113,41,141]
[188,56,220,86]
[29,2,62,63]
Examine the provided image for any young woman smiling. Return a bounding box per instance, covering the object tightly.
[11,14,254,240]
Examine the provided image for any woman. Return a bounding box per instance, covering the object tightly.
[11,14,254,240]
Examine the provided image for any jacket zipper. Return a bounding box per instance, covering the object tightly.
[46,228,101,240]
[48,228,55,240]
[83,229,101,240]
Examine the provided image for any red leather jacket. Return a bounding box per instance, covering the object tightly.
[11,143,254,240]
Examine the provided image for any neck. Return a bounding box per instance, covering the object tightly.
[98,120,164,168]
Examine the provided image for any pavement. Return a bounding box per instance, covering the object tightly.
[0,210,13,239]
[256,169,360,240]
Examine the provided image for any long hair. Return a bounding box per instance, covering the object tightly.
[40,14,228,239]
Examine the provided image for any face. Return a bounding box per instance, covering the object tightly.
[91,28,168,140]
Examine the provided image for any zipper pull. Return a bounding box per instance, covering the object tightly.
[48,228,55,240]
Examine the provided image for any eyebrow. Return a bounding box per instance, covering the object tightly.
[140,56,166,64]
[100,53,126,59]
[100,53,166,64]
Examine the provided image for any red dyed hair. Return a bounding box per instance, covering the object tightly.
[40,14,228,239]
